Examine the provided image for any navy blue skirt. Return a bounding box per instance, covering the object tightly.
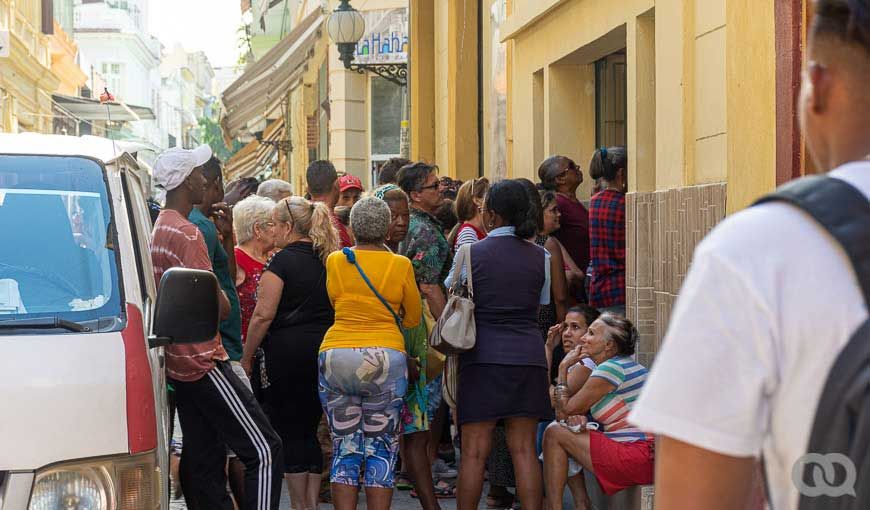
[457,364,554,425]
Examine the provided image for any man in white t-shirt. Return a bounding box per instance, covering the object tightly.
[628,1,870,509]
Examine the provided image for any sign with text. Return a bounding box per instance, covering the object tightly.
[0,31,9,58]
[355,8,408,65]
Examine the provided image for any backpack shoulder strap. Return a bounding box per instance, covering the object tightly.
[753,175,870,306]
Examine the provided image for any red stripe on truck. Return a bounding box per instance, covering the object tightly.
[122,304,157,453]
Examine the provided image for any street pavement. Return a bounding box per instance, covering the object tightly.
[169,480,482,509]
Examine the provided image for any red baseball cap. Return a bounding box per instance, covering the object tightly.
[339,174,363,192]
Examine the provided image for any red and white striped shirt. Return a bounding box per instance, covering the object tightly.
[151,209,228,382]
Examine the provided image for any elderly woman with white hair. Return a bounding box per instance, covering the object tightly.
[319,197,422,510]
[257,178,293,202]
[232,195,277,403]
[233,195,277,344]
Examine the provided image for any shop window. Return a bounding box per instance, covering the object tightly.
[370,77,403,159]
[594,51,627,148]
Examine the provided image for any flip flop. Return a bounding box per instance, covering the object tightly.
[395,473,414,491]
[410,481,456,499]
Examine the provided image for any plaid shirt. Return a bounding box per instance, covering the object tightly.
[588,190,626,308]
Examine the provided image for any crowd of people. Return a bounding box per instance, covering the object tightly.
[148,142,652,510]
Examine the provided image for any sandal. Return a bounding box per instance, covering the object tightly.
[395,472,414,491]
[410,480,456,499]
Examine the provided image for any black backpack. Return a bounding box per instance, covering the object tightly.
[754,175,869,510]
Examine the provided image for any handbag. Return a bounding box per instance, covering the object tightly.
[422,301,446,379]
[428,243,476,355]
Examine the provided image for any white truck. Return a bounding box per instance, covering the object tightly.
[0,133,219,509]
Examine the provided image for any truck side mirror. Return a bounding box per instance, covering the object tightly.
[149,268,219,349]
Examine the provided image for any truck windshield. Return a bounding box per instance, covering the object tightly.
[0,155,122,330]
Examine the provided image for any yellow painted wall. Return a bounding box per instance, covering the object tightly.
[504,0,776,211]
[692,0,727,185]
[506,0,654,198]
[725,0,776,212]
[653,0,685,190]
[434,0,449,172]
[409,0,435,163]
[409,0,478,180]
[628,9,655,192]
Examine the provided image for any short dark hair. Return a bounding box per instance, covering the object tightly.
[813,0,870,52]
[306,160,338,195]
[202,156,223,183]
[396,162,436,196]
[381,187,409,207]
[598,313,639,357]
[566,304,601,329]
[485,180,535,239]
[589,146,628,182]
[333,205,350,226]
[540,189,557,211]
[436,199,458,232]
[379,157,411,185]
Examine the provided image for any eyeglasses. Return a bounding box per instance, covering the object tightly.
[285,200,296,225]
[419,182,440,191]
[558,161,580,177]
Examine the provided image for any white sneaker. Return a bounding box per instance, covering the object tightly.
[432,458,458,479]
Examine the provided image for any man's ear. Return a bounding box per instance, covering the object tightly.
[808,62,831,115]
[182,174,194,193]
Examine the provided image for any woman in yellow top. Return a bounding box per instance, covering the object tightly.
[319,196,422,510]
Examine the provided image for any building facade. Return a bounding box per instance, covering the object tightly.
[222,0,408,193]
[0,0,61,133]
[73,0,162,147]
[159,45,216,148]
[410,0,814,367]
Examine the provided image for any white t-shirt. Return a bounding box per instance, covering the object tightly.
[629,162,870,509]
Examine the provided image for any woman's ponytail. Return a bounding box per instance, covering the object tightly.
[308,201,340,263]
[589,146,627,183]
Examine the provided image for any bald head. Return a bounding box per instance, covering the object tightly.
[799,0,870,171]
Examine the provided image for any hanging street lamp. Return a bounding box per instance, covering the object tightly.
[326,0,407,87]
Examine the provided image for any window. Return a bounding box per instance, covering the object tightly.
[594,51,627,148]
[101,62,124,98]
[370,77,403,158]
[0,156,123,331]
